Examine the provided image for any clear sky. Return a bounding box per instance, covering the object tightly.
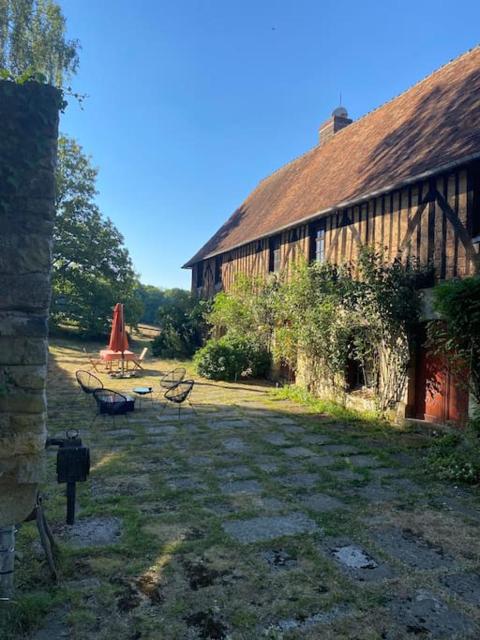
[60,0,480,290]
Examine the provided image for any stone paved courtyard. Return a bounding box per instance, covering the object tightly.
[8,339,480,639]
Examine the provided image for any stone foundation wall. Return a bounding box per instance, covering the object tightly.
[0,81,60,526]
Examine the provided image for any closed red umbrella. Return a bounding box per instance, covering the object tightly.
[108,303,129,374]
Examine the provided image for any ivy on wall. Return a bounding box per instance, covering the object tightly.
[202,248,428,414]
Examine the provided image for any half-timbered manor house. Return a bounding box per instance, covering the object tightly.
[184,47,480,425]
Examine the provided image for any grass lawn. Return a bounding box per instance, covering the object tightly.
[2,336,480,639]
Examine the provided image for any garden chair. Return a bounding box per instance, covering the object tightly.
[161,380,196,419]
[76,370,103,401]
[159,367,186,390]
[131,347,148,370]
[82,347,104,373]
[91,388,135,427]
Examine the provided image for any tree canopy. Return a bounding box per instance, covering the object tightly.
[51,136,141,337]
[0,0,79,85]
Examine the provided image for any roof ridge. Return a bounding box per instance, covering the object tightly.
[251,45,480,193]
[326,43,480,142]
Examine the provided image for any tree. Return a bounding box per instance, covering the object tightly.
[428,276,480,406]
[151,289,206,358]
[51,136,141,337]
[0,0,79,86]
[135,284,165,325]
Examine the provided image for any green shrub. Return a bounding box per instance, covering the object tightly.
[425,417,480,484]
[194,335,271,381]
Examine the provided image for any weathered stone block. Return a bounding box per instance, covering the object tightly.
[0,233,51,273]
[0,389,46,414]
[0,274,51,311]
[3,365,48,390]
[0,313,47,338]
[0,337,47,365]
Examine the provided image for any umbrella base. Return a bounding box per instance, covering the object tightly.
[108,371,138,379]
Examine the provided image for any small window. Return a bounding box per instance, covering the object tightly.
[214,256,222,286]
[309,221,326,263]
[196,263,204,288]
[269,236,281,273]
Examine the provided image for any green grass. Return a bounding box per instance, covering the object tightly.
[270,384,385,427]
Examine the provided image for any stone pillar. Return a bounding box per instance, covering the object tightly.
[0,81,60,528]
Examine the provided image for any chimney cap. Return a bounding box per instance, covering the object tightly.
[332,106,348,118]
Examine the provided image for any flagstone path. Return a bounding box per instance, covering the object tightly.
[12,340,480,640]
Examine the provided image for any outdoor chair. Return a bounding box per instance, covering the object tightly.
[82,347,105,373]
[131,347,148,371]
[159,367,186,390]
[76,370,103,397]
[161,380,196,419]
[91,388,135,427]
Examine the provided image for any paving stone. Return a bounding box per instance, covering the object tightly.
[329,469,363,482]
[369,467,401,479]
[343,454,383,468]
[434,495,480,522]
[386,590,476,638]
[302,434,333,445]
[301,493,347,512]
[208,419,252,430]
[439,571,480,605]
[353,482,398,502]
[386,477,422,495]
[253,497,286,512]
[257,462,278,473]
[309,455,337,467]
[263,433,289,446]
[271,606,350,633]
[283,446,316,458]
[328,542,395,582]
[279,473,319,488]
[104,428,136,437]
[146,425,178,435]
[282,425,306,435]
[222,512,319,543]
[223,437,249,452]
[58,517,122,548]
[188,455,212,465]
[167,477,206,491]
[215,465,255,480]
[322,444,360,455]
[371,527,455,569]
[220,479,263,495]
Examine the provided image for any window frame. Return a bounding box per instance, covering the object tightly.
[268,235,281,273]
[309,220,326,264]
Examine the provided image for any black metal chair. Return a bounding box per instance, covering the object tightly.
[92,388,135,427]
[76,370,103,406]
[159,367,186,390]
[162,380,196,419]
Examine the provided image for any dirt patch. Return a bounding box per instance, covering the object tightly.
[185,610,228,639]
[262,548,298,570]
[183,558,226,590]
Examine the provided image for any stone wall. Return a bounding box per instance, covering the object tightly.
[0,81,60,526]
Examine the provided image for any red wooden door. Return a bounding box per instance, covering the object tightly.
[415,331,469,426]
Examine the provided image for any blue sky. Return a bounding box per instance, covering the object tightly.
[60,0,480,289]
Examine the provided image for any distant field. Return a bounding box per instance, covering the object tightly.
[133,323,161,338]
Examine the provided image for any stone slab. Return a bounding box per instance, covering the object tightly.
[222,512,319,543]
[58,517,122,548]
[283,446,315,458]
[220,479,263,495]
[263,433,289,446]
[279,473,319,489]
[322,444,360,455]
[371,527,455,569]
[386,590,476,638]
[301,493,347,513]
[439,571,480,605]
[223,438,249,452]
[343,454,383,468]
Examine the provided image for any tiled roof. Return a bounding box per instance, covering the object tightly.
[184,46,480,267]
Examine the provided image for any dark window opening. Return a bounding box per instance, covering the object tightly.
[214,256,222,285]
[309,221,326,263]
[196,263,204,288]
[269,235,281,273]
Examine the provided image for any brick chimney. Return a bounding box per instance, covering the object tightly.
[318,106,352,146]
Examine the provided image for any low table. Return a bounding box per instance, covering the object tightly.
[132,386,153,408]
